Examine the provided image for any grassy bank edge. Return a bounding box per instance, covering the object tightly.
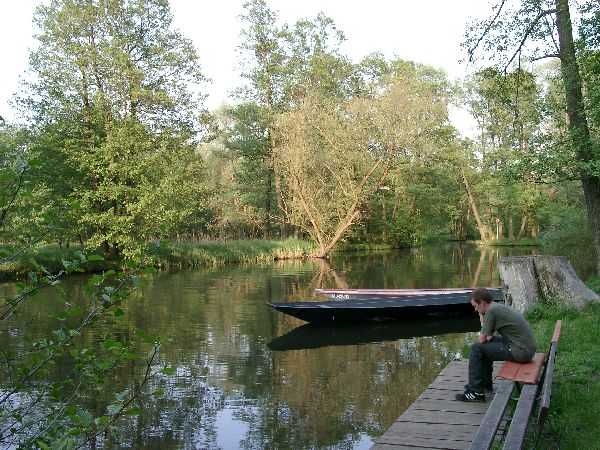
[2,237,543,281]
[521,291,600,449]
[0,239,317,281]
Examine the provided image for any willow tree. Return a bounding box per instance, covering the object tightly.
[465,0,600,272]
[21,0,208,257]
[274,62,451,257]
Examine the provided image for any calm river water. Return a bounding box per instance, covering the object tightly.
[3,243,562,449]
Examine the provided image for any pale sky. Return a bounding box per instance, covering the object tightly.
[0,1,492,132]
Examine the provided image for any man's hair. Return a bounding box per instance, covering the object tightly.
[471,287,494,304]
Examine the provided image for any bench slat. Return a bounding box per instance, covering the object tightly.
[497,352,545,384]
[537,321,562,431]
[503,384,538,450]
[468,380,515,450]
[551,320,562,343]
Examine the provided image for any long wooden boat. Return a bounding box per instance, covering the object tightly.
[316,287,502,300]
[267,289,503,325]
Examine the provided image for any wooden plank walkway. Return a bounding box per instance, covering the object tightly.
[371,360,503,450]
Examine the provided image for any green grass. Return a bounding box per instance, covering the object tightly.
[152,238,315,267]
[0,243,119,280]
[523,301,600,449]
[330,242,395,252]
[487,237,540,247]
[0,239,316,279]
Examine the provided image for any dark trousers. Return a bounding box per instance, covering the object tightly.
[468,336,514,392]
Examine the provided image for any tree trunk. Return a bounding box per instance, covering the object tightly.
[555,0,600,276]
[508,211,515,240]
[516,212,529,240]
[531,221,539,238]
[460,165,488,240]
[264,165,273,239]
[498,255,600,312]
[487,211,495,240]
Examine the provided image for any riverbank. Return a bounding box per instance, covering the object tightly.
[523,297,600,449]
[0,239,318,280]
[1,237,546,281]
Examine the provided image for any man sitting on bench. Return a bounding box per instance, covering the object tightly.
[456,288,537,402]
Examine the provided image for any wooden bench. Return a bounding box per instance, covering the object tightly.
[469,320,562,450]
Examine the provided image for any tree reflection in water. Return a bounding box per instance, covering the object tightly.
[1,243,547,449]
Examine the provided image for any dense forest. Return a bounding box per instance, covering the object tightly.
[0,0,597,262]
[1,0,599,447]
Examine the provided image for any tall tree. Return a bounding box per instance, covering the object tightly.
[221,102,273,238]
[235,1,351,238]
[20,0,208,257]
[465,0,600,272]
[237,0,287,237]
[462,67,545,241]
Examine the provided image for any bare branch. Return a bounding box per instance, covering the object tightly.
[76,344,160,449]
[503,9,557,72]
[468,0,508,62]
[530,53,560,62]
[542,10,560,53]
[0,167,27,227]
[0,269,64,320]
[0,227,54,265]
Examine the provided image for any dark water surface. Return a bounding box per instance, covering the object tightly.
[2,243,553,449]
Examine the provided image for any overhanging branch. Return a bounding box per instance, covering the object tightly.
[530,53,560,62]
[503,9,557,72]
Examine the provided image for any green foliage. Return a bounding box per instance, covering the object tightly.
[273,56,452,256]
[220,102,274,237]
[0,243,121,280]
[0,239,318,279]
[348,199,423,248]
[18,0,209,258]
[539,185,596,274]
[0,252,165,448]
[461,66,550,242]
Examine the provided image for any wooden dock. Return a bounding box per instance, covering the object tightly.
[371,359,501,450]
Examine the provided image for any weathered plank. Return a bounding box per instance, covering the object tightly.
[371,360,511,449]
[429,380,475,390]
[371,445,455,450]
[419,389,469,400]
[468,380,515,450]
[376,434,471,449]
[395,409,487,426]
[537,320,562,431]
[377,422,479,440]
[502,384,537,450]
[497,352,545,384]
[409,399,491,413]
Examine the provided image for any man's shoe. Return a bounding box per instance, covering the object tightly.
[464,383,493,392]
[455,389,485,402]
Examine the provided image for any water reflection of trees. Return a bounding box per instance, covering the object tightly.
[92,271,473,449]
[2,246,541,448]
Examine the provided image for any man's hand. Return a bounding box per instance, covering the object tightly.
[478,333,493,344]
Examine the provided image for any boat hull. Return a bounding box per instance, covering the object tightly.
[268,290,503,325]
